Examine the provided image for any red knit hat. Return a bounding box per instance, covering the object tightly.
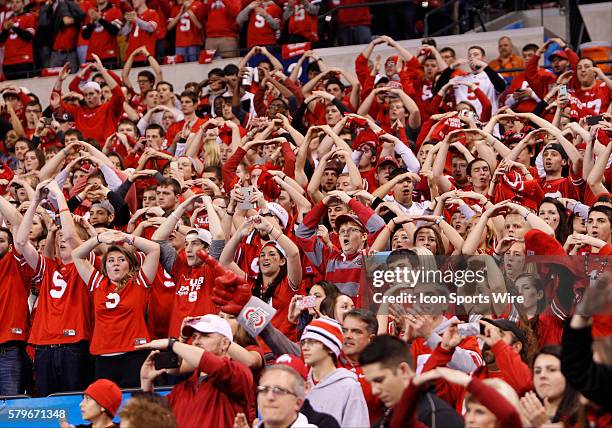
[273,354,309,380]
[524,229,581,277]
[301,317,344,357]
[494,170,544,212]
[83,379,122,417]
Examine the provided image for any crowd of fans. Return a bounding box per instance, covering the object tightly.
[0,27,610,428]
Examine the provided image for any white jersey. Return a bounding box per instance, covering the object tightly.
[453,70,502,118]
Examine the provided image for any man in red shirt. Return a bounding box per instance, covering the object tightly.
[56,55,125,144]
[119,0,159,63]
[236,0,281,49]
[283,0,319,43]
[167,0,206,62]
[15,180,92,396]
[40,0,85,72]
[571,57,611,114]
[0,0,36,79]
[537,142,583,200]
[165,90,207,145]
[138,315,256,427]
[203,0,240,58]
[80,0,123,69]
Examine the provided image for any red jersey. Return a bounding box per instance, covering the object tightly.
[572,81,611,114]
[169,2,206,47]
[248,276,298,341]
[125,8,159,60]
[165,117,207,145]
[285,1,318,41]
[245,1,281,48]
[1,12,36,65]
[87,269,151,355]
[168,251,219,337]
[330,0,370,28]
[82,6,123,60]
[53,23,80,51]
[29,255,94,345]
[147,266,176,339]
[204,0,240,38]
[59,84,125,143]
[537,175,583,200]
[0,251,35,344]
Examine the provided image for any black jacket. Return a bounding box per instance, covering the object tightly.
[301,399,341,428]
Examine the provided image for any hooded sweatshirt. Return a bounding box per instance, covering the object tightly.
[307,367,370,428]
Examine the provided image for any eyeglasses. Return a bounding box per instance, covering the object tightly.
[338,227,362,236]
[256,385,296,397]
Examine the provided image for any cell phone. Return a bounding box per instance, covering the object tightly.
[456,322,483,337]
[154,350,180,370]
[54,215,62,227]
[586,115,604,126]
[44,117,53,126]
[237,186,254,210]
[298,295,317,310]
[558,84,568,99]
[170,161,179,173]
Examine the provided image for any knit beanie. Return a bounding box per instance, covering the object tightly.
[84,379,122,417]
[301,317,345,357]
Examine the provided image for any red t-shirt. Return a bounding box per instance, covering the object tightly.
[0,251,35,344]
[87,269,151,355]
[1,12,36,65]
[204,0,240,38]
[125,8,159,60]
[572,81,611,115]
[147,266,176,339]
[29,255,94,345]
[537,175,583,200]
[165,117,207,145]
[168,251,219,337]
[83,6,123,60]
[245,1,281,48]
[169,2,206,47]
[286,2,318,41]
[53,23,80,51]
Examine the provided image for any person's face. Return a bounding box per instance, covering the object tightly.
[542,149,565,174]
[393,177,414,204]
[451,212,468,235]
[326,83,343,100]
[389,100,406,121]
[572,215,587,234]
[587,211,611,242]
[138,76,153,93]
[14,141,29,161]
[452,157,468,182]
[522,49,536,63]
[177,157,193,180]
[117,122,136,138]
[24,105,41,124]
[220,101,233,120]
[326,202,348,230]
[144,90,159,107]
[504,214,528,239]
[80,394,103,422]
[268,99,287,117]
[308,284,326,315]
[29,214,44,241]
[498,37,513,58]
[533,353,566,401]
[208,75,225,92]
[0,231,12,259]
[156,185,178,210]
[101,86,112,102]
[576,59,596,85]
[301,339,331,366]
[191,331,227,355]
[105,250,130,282]
[11,0,24,12]
[417,144,431,166]
[335,175,353,192]
[156,84,173,103]
[551,56,569,74]
[325,105,342,126]
[538,202,560,231]
[440,50,455,66]
[415,228,438,253]
[24,150,40,172]
[468,161,491,188]
[321,169,338,191]
[145,129,163,150]
[90,207,111,225]
[201,172,221,190]
[515,277,543,313]
[362,362,412,408]
[423,59,438,80]
[503,241,525,277]
[468,48,484,63]
[384,58,397,76]
[83,89,101,108]
[391,229,411,250]
[258,370,302,427]
[375,163,394,184]
[275,190,293,213]
[184,235,206,266]
[338,221,366,254]
[141,190,157,208]
[180,97,195,115]
[218,311,239,336]
[64,133,80,145]
[259,246,283,276]
[342,315,372,358]
[464,401,497,428]
[358,144,374,169]
[220,143,233,163]
[334,295,354,322]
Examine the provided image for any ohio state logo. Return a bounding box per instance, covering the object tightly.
[243,307,269,329]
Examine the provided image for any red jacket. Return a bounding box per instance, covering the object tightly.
[525,48,579,99]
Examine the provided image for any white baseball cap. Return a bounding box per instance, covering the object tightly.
[181,314,233,342]
[83,81,101,92]
[266,202,289,229]
[187,228,212,246]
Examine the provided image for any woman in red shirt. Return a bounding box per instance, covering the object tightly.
[72,229,160,387]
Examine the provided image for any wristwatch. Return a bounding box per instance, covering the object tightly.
[167,337,178,352]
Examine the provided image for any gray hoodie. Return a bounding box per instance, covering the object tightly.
[306,368,370,428]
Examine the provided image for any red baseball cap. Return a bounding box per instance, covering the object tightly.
[272,354,309,380]
[376,156,399,169]
[548,50,568,61]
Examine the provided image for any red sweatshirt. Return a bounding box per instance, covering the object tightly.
[166,351,256,427]
[525,47,579,99]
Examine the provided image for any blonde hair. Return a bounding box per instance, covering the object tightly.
[202,138,221,167]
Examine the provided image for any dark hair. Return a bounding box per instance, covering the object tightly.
[468,45,486,56]
[306,61,321,75]
[25,148,45,171]
[0,227,14,245]
[325,77,345,93]
[413,225,445,255]
[344,309,378,335]
[208,68,225,78]
[421,38,437,47]
[359,335,413,370]
[319,293,350,320]
[137,70,156,84]
[201,165,222,182]
[146,123,165,138]
[157,178,181,196]
[258,58,273,69]
[118,118,139,136]
[26,100,42,111]
[522,43,539,52]
[223,64,239,76]
[102,245,140,289]
[310,281,339,300]
[156,80,174,93]
[534,346,579,424]
[64,129,83,140]
[179,91,198,104]
[594,194,612,206]
[538,197,569,244]
[439,47,456,57]
[108,152,125,169]
[254,245,287,303]
[588,205,612,226]
[466,158,490,176]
